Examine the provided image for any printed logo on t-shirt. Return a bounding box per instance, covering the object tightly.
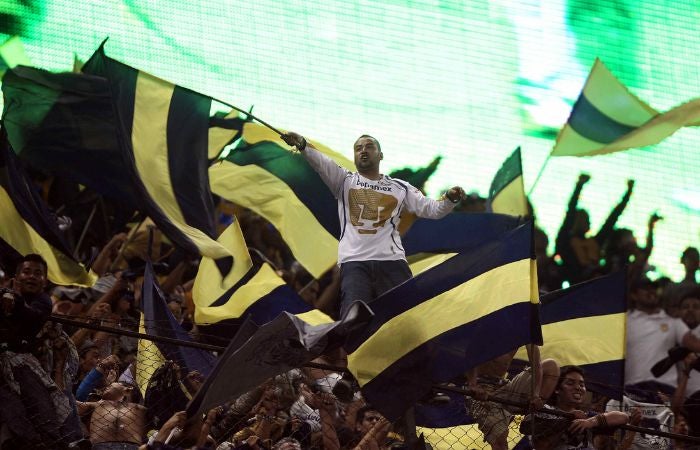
[660,323,669,332]
[349,188,398,234]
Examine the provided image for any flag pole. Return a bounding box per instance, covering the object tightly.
[215,99,285,136]
[73,202,99,259]
[526,152,552,197]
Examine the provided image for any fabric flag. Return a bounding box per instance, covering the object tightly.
[2,65,134,201]
[417,421,527,450]
[552,58,700,156]
[193,219,333,344]
[141,259,216,376]
[79,42,236,259]
[135,314,165,397]
[0,35,30,74]
[209,122,354,278]
[210,123,523,277]
[487,147,528,217]
[514,271,626,399]
[186,301,373,418]
[0,129,95,286]
[346,222,541,421]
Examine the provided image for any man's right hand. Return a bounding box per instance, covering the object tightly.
[280,132,306,150]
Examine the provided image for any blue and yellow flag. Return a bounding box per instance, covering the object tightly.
[0,130,95,286]
[209,122,353,278]
[193,219,333,342]
[141,259,216,375]
[80,42,239,260]
[552,59,700,156]
[346,223,541,420]
[515,270,626,399]
[488,147,528,217]
[2,65,134,201]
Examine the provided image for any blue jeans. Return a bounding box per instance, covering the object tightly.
[339,259,412,318]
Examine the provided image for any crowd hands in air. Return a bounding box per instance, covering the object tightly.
[2,159,700,449]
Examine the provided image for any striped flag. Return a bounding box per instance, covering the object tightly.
[487,147,528,217]
[193,219,333,343]
[81,42,236,260]
[209,122,353,278]
[0,130,95,286]
[552,58,700,156]
[346,223,541,420]
[141,259,216,375]
[514,270,626,399]
[2,65,134,201]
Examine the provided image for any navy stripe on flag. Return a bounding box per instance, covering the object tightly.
[1,135,76,259]
[540,271,626,323]
[347,224,532,352]
[361,302,533,421]
[167,86,217,239]
[568,93,638,144]
[228,141,340,238]
[402,212,522,256]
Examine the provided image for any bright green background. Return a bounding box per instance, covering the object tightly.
[2,0,700,280]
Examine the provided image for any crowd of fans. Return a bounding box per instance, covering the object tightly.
[1,168,700,450]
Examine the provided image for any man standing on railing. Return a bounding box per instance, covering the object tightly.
[281,132,465,318]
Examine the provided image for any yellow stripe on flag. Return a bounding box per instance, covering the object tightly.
[0,186,96,286]
[194,263,283,324]
[582,59,658,127]
[241,122,356,171]
[136,314,165,396]
[418,416,526,450]
[192,220,252,309]
[210,160,338,278]
[349,259,532,386]
[132,72,230,259]
[514,313,625,366]
[491,175,528,217]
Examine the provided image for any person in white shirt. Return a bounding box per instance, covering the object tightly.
[625,279,700,403]
[677,290,700,397]
[281,132,465,318]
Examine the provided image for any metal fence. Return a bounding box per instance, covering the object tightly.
[1,314,698,450]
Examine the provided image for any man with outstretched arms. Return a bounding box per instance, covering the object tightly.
[281,132,465,317]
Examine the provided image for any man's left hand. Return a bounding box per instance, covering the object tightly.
[446,186,465,203]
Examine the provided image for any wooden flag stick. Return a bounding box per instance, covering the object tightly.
[215,99,285,136]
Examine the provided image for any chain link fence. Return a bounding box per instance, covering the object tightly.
[1,315,698,450]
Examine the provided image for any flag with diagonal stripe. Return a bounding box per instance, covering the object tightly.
[346,222,541,421]
[552,58,700,156]
[0,129,95,286]
[81,42,234,260]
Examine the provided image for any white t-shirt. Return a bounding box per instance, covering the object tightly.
[302,145,455,264]
[625,309,689,386]
[606,396,672,450]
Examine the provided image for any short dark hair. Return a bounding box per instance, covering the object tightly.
[357,134,381,152]
[557,365,585,389]
[356,405,379,424]
[16,253,48,276]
